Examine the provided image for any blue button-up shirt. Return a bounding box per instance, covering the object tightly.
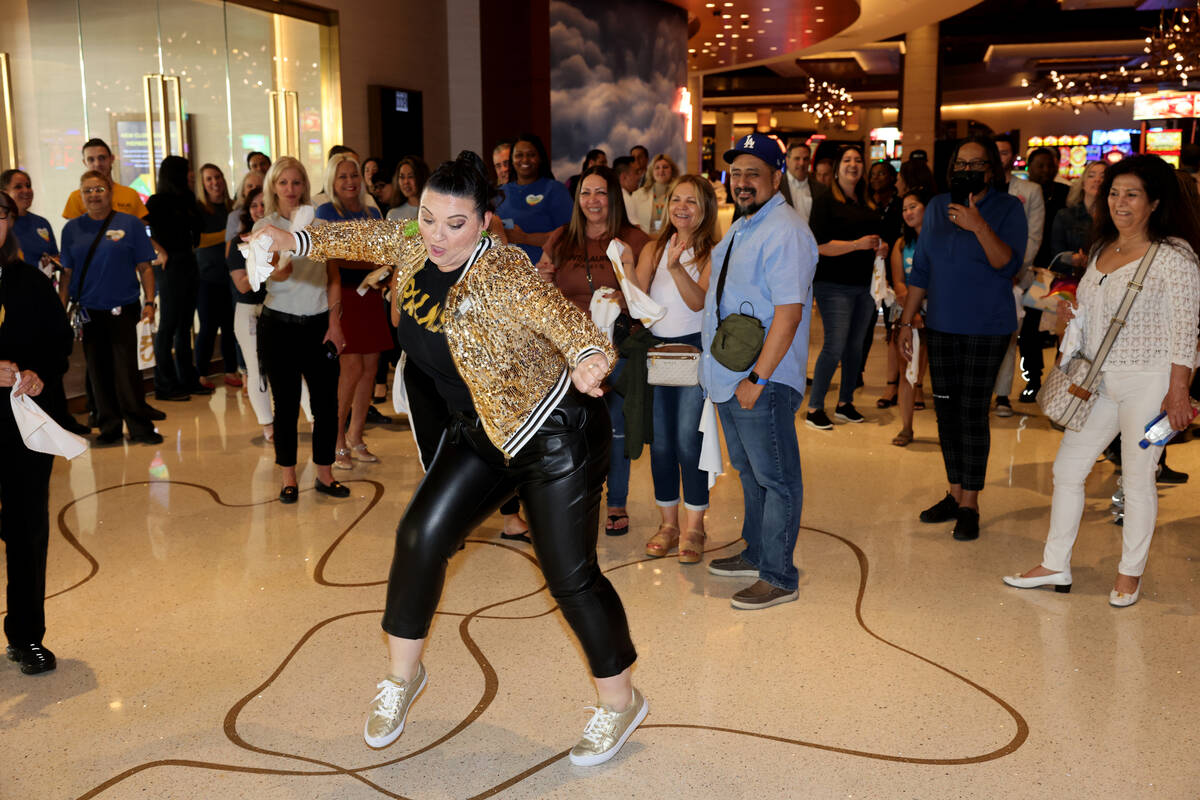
[700,191,819,403]
[909,190,1027,336]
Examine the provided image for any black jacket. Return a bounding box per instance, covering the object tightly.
[0,261,74,430]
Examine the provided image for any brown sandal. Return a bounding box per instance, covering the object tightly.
[645,523,679,557]
[892,429,914,447]
[678,529,707,564]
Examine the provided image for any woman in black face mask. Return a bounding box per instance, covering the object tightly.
[894,136,1029,542]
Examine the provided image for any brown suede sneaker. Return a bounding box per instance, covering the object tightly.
[730,579,798,610]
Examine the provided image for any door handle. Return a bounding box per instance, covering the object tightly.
[285,91,300,158]
[164,75,185,156]
[268,89,281,157]
[0,54,16,171]
[142,74,162,192]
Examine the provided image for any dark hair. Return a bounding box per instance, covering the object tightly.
[899,188,933,246]
[612,155,635,174]
[945,135,1006,190]
[157,155,192,197]
[238,187,264,235]
[246,151,269,169]
[513,132,555,180]
[1091,155,1200,256]
[327,144,355,161]
[631,145,649,158]
[0,169,29,192]
[786,140,811,156]
[992,133,1018,151]
[393,155,430,202]
[554,165,629,265]
[1026,147,1059,172]
[362,157,385,183]
[82,138,111,156]
[831,145,867,204]
[580,148,607,172]
[0,191,19,265]
[425,150,499,219]
[899,159,935,195]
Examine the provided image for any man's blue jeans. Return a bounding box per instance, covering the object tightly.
[809,281,875,410]
[717,382,804,590]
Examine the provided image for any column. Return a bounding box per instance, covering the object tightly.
[714,110,734,172]
[447,0,483,158]
[900,24,940,154]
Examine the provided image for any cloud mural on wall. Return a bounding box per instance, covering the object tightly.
[549,0,688,183]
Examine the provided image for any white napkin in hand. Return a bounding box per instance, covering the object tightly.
[605,240,665,326]
[905,329,921,386]
[10,373,87,459]
[698,396,724,489]
[238,205,317,291]
[869,255,895,310]
[358,265,392,296]
[1059,305,1086,357]
[589,287,621,342]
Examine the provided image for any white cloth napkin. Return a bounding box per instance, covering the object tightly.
[239,205,316,291]
[1059,305,1086,357]
[869,255,895,310]
[589,288,621,342]
[906,329,921,385]
[10,374,87,459]
[605,240,665,326]
[698,396,724,489]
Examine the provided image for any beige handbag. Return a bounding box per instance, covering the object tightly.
[646,343,700,386]
[1036,243,1157,431]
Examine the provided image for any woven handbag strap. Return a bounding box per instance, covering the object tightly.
[1076,241,1159,393]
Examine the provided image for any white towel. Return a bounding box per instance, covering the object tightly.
[869,255,895,310]
[698,396,724,489]
[238,205,317,291]
[1059,305,1086,357]
[906,329,921,385]
[606,240,665,326]
[10,374,87,460]
[589,288,621,342]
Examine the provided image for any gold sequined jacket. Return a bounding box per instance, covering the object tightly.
[295,220,615,457]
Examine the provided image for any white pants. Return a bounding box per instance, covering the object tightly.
[1041,370,1169,577]
[233,303,314,426]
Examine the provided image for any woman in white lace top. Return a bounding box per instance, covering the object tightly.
[1003,155,1200,607]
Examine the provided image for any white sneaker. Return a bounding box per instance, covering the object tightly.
[363,662,427,748]
[568,687,648,766]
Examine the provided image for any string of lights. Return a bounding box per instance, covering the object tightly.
[800,77,853,124]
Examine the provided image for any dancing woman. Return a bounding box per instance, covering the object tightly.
[255,152,646,766]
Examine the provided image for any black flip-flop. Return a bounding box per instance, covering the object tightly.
[605,514,630,536]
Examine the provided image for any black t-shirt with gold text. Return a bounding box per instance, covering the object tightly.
[396,259,474,412]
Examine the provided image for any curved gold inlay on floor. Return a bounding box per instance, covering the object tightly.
[58,480,1027,799]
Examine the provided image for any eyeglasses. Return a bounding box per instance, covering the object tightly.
[81,186,109,195]
[952,159,990,171]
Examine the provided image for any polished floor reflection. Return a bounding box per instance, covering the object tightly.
[3,330,1199,799]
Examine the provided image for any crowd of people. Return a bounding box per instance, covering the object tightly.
[1,124,1197,771]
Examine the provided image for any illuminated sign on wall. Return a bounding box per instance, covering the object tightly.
[1133,91,1199,120]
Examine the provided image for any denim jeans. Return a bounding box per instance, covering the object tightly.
[603,356,630,508]
[717,382,804,590]
[649,332,708,509]
[152,258,198,395]
[809,281,875,409]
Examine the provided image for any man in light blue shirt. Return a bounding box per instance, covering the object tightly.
[700,133,819,610]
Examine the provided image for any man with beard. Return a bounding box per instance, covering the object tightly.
[700,134,818,610]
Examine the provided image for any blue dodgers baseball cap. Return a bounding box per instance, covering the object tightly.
[723,133,786,170]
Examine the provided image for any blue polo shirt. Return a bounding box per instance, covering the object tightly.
[909,190,1027,335]
[12,212,58,266]
[699,192,819,403]
[495,177,573,263]
[61,211,156,310]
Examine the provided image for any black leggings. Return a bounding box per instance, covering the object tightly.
[382,390,637,679]
[0,432,53,647]
[259,308,339,468]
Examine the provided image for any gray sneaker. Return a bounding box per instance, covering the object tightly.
[568,687,649,766]
[731,579,799,610]
[707,552,758,577]
[363,662,427,748]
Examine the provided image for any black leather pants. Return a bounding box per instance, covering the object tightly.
[382,390,637,679]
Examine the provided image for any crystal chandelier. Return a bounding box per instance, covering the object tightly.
[801,78,853,125]
[1137,6,1200,87]
[1021,68,1136,115]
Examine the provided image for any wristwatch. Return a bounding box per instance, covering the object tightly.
[746,370,768,386]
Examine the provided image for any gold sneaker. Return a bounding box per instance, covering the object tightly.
[363,662,427,748]
[568,687,648,766]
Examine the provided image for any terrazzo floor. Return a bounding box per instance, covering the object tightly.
[3,330,1199,799]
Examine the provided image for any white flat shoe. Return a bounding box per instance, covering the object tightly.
[1109,584,1141,607]
[1002,570,1072,593]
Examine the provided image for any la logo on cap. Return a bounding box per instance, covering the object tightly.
[744,135,755,148]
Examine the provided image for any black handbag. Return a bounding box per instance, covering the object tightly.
[709,232,765,371]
